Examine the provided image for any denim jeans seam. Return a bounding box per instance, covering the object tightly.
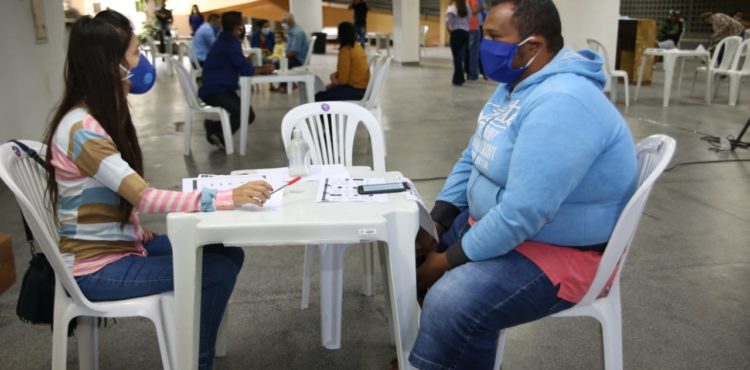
[78,276,174,284]
[410,352,456,370]
[449,272,548,369]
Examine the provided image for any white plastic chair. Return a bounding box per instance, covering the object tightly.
[587,39,629,106]
[690,36,742,104]
[173,62,235,156]
[360,55,393,123]
[176,41,202,87]
[281,102,386,350]
[0,141,175,370]
[144,35,173,76]
[300,35,318,72]
[726,38,750,106]
[493,134,676,370]
[420,25,429,57]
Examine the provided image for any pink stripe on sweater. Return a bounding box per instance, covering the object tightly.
[139,187,202,214]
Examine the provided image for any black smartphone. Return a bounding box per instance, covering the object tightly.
[357,182,410,195]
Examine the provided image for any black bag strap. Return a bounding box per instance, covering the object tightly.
[8,140,48,253]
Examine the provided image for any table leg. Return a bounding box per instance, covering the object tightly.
[319,243,350,350]
[676,57,686,99]
[634,54,649,101]
[239,78,250,156]
[384,211,420,370]
[663,55,676,107]
[168,216,202,370]
[300,76,315,103]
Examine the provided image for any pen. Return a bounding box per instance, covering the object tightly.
[271,176,302,195]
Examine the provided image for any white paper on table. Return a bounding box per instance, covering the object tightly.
[181,174,285,210]
[695,44,706,52]
[315,177,388,203]
[231,165,350,184]
[397,176,438,240]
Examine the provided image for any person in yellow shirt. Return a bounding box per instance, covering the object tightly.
[315,22,370,101]
[270,32,287,63]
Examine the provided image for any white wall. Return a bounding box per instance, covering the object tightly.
[290,0,323,34]
[0,0,65,143]
[556,0,621,71]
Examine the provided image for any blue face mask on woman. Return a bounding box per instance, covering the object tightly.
[479,37,539,84]
[120,53,156,94]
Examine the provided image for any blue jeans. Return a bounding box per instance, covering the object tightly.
[315,84,366,101]
[409,209,574,370]
[75,235,244,370]
[467,29,481,80]
[450,30,469,85]
[355,23,367,47]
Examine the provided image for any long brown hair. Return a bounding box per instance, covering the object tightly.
[43,10,143,226]
[455,0,468,17]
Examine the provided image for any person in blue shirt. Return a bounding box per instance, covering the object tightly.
[198,11,274,150]
[189,4,204,36]
[281,13,309,68]
[403,1,639,369]
[192,13,220,66]
[251,20,275,57]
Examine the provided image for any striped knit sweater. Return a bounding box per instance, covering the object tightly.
[51,108,234,276]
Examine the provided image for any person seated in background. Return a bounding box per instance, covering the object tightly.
[199,11,274,150]
[270,32,287,63]
[701,11,745,51]
[192,13,220,67]
[400,1,638,369]
[251,20,275,57]
[281,13,309,69]
[315,22,370,102]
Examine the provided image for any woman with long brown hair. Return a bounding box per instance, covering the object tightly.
[43,10,270,369]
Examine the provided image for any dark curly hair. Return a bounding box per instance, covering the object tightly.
[495,0,564,53]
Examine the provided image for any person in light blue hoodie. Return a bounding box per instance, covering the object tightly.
[407,1,638,369]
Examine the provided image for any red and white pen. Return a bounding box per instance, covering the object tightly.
[271,176,302,195]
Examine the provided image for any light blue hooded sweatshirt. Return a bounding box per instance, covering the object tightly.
[437,47,638,262]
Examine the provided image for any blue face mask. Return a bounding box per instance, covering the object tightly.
[121,53,156,94]
[213,26,221,35]
[480,37,539,84]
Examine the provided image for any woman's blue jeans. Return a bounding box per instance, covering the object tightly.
[409,209,574,369]
[75,235,244,370]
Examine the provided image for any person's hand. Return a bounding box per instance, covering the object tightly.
[142,228,158,243]
[232,181,273,207]
[415,227,439,257]
[417,252,450,290]
[257,64,275,75]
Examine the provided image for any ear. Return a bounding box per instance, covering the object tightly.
[521,36,545,56]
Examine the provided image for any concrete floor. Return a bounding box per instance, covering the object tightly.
[1,46,749,369]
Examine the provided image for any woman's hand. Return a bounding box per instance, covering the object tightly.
[142,229,158,243]
[232,181,273,207]
[415,227,439,258]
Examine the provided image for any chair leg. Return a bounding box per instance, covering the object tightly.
[361,243,375,297]
[319,243,349,350]
[301,244,314,310]
[493,329,508,370]
[214,306,230,358]
[600,302,624,370]
[690,70,699,96]
[622,75,630,107]
[610,77,617,104]
[77,316,99,370]
[728,75,740,106]
[183,110,192,156]
[51,313,70,370]
[218,111,234,155]
[377,243,396,346]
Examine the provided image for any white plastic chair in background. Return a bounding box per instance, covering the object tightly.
[176,41,202,87]
[726,38,750,106]
[173,62,235,155]
[144,35,173,76]
[300,35,318,72]
[493,134,676,370]
[587,38,630,106]
[420,25,429,57]
[0,141,176,370]
[690,36,742,104]
[281,102,386,350]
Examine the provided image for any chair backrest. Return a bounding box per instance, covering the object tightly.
[731,38,750,73]
[420,25,429,47]
[280,102,385,172]
[363,56,393,110]
[586,38,613,75]
[173,62,202,109]
[0,141,100,311]
[361,55,385,103]
[302,35,318,68]
[710,36,742,71]
[577,134,676,306]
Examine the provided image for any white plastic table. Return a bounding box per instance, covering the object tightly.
[238,70,316,156]
[634,48,710,107]
[242,47,264,66]
[167,168,421,370]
